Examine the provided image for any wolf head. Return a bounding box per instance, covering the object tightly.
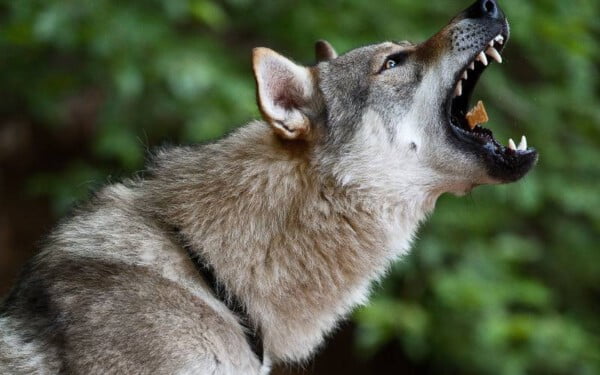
[252,0,537,197]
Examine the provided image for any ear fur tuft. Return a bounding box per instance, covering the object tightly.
[252,47,314,140]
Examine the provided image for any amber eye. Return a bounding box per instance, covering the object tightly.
[381,51,410,73]
[385,59,397,69]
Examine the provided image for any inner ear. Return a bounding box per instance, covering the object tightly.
[252,47,315,140]
[315,40,338,62]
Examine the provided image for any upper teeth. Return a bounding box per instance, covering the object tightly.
[453,34,504,98]
[486,46,502,63]
[477,51,488,66]
[455,80,462,97]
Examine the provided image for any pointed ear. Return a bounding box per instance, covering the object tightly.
[315,40,338,62]
[252,47,315,140]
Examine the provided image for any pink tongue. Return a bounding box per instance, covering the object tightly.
[466,100,489,129]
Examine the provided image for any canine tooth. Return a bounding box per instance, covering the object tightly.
[495,35,504,44]
[518,135,527,151]
[508,138,516,151]
[455,80,462,97]
[489,40,495,47]
[469,62,475,70]
[486,46,502,63]
[477,51,488,66]
[462,70,468,80]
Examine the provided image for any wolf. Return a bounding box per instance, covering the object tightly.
[0,0,537,374]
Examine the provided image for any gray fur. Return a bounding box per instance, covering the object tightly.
[1,2,534,374]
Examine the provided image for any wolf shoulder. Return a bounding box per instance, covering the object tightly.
[0,180,260,374]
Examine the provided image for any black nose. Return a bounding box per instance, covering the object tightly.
[464,0,505,20]
[480,0,499,18]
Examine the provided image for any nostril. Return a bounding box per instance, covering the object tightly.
[464,0,504,21]
[482,0,497,17]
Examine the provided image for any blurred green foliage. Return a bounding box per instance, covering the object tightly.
[1,0,599,374]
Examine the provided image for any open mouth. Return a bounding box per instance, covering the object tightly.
[446,32,538,182]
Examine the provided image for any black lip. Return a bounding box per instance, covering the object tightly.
[449,125,538,182]
[443,22,538,183]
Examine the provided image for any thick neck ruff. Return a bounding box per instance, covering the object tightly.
[173,226,264,363]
